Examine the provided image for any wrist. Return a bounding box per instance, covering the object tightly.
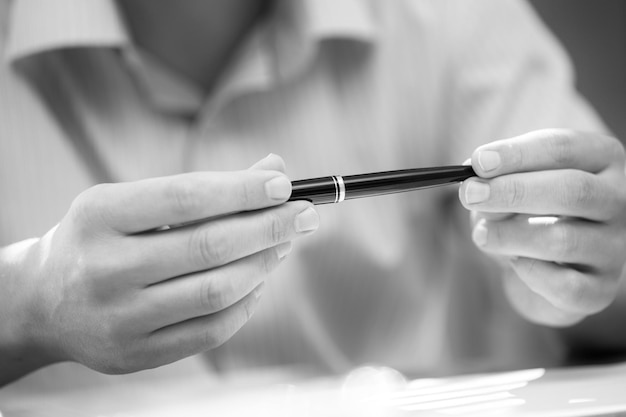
[0,238,64,386]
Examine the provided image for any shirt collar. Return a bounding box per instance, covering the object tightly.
[5,0,376,114]
[270,0,376,81]
[5,0,129,62]
[6,0,375,61]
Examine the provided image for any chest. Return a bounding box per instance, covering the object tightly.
[0,47,446,245]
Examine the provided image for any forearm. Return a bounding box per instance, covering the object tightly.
[0,239,60,386]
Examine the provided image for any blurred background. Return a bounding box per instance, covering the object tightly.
[529,0,625,142]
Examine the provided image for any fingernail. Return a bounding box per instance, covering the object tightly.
[265,176,292,201]
[276,241,293,259]
[478,150,501,172]
[295,207,319,233]
[472,222,488,247]
[253,282,265,300]
[465,181,490,204]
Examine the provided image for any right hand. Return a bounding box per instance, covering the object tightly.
[0,154,318,377]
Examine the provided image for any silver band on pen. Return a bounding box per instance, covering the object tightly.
[330,175,346,203]
[336,175,346,203]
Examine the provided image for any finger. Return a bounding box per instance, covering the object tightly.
[249,153,287,172]
[460,169,624,221]
[508,257,619,316]
[501,266,586,327]
[137,243,290,329]
[469,209,515,226]
[471,216,623,270]
[147,285,263,364]
[89,168,294,234]
[472,129,625,178]
[122,201,317,283]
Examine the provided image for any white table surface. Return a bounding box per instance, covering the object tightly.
[2,358,626,417]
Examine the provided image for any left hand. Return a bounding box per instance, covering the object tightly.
[459,129,626,326]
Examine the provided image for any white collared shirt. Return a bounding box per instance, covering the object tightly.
[0,0,607,388]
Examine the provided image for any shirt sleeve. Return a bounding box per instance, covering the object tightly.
[436,0,608,159]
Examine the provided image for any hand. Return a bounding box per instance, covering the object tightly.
[459,129,626,326]
[0,154,319,380]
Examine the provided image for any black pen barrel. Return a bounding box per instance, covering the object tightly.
[289,176,339,205]
[289,165,475,205]
[343,165,475,200]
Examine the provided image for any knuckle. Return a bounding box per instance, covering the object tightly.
[71,184,106,211]
[203,326,230,349]
[548,223,578,260]
[502,178,526,208]
[203,300,255,349]
[69,184,112,231]
[545,129,576,165]
[485,221,502,247]
[72,251,96,282]
[198,276,229,313]
[562,172,595,209]
[189,225,232,267]
[506,142,525,171]
[259,248,279,275]
[237,178,255,208]
[266,211,288,244]
[168,178,201,216]
[76,249,125,292]
[100,314,130,346]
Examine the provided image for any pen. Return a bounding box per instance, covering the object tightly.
[288,165,476,205]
